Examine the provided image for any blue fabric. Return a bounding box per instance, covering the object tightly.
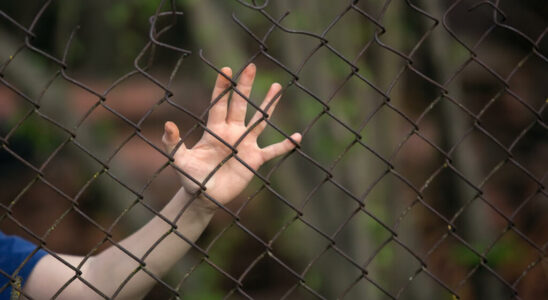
[0,231,48,300]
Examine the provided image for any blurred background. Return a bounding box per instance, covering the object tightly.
[0,0,546,299]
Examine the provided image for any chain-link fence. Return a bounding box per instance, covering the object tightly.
[1,0,546,299]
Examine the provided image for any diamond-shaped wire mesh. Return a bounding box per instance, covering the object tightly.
[0,0,546,299]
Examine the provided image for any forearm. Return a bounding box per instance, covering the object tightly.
[87,187,215,298]
[24,187,216,299]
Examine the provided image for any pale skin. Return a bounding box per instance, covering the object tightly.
[21,64,301,300]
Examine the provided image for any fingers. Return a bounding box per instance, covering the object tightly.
[261,133,302,162]
[248,82,282,138]
[162,121,185,155]
[208,67,233,126]
[227,63,256,124]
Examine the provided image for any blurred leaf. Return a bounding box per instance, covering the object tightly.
[452,244,481,268]
[105,3,130,29]
[486,235,525,268]
[90,119,117,146]
[376,244,394,267]
[305,269,323,290]
[15,114,64,157]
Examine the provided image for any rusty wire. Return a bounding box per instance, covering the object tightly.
[0,0,546,299]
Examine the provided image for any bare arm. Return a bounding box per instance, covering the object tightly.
[24,188,213,299]
[22,64,301,299]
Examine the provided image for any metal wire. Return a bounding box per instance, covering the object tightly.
[0,0,546,299]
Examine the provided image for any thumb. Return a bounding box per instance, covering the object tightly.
[261,132,302,162]
[162,121,185,155]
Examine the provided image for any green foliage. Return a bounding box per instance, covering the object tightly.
[305,270,323,291]
[486,235,525,268]
[184,289,224,300]
[452,243,481,268]
[180,262,224,300]
[177,0,200,6]
[452,234,525,269]
[179,227,248,298]
[13,113,65,161]
[375,243,395,267]
[105,3,130,29]
[88,119,117,146]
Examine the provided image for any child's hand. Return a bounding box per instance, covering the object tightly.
[162,64,301,208]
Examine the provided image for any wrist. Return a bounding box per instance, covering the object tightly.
[187,190,218,214]
[179,177,220,213]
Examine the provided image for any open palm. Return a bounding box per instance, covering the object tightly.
[162,64,301,207]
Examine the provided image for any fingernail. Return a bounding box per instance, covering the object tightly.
[221,67,232,76]
[245,63,256,77]
[292,133,302,143]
